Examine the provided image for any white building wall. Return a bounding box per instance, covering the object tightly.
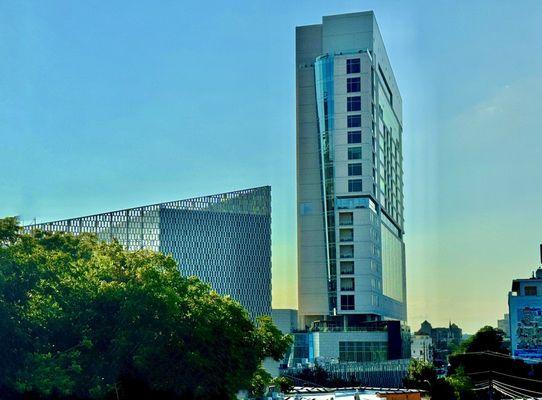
[411,335,433,363]
[296,24,329,326]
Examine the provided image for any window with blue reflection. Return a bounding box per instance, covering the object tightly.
[346,59,360,74]
[347,96,361,112]
[348,131,361,143]
[347,77,360,93]
[336,196,372,210]
[348,147,362,160]
[348,163,362,176]
[348,179,363,192]
[347,115,361,128]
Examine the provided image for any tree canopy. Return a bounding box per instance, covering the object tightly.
[403,360,474,400]
[455,326,508,354]
[0,217,291,399]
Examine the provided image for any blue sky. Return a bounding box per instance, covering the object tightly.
[1,0,542,333]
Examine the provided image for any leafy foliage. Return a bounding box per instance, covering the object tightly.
[403,359,437,390]
[0,218,292,399]
[270,376,293,393]
[455,326,508,354]
[445,368,475,400]
[403,360,474,400]
[248,366,272,398]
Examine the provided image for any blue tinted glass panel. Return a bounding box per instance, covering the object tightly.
[346,59,360,74]
[348,131,361,143]
[347,77,361,93]
[347,96,361,112]
[348,179,363,192]
[347,115,361,128]
[348,147,362,160]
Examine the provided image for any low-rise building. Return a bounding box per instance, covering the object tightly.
[290,321,410,367]
[509,265,542,361]
[411,334,433,363]
[413,320,462,368]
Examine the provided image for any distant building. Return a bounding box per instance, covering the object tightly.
[411,334,433,363]
[24,187,272,319]
[509,265,542,361]
[414,321,463,367]
[497,313,510,338]
[448,323,462,345]
[417,320,432,336]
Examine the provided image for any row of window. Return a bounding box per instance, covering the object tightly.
[346,60,363,194]
[339,341,387,363]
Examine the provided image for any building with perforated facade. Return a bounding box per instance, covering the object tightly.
[24,186,272,319]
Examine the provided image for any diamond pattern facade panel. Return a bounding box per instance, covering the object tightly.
[24,186,272,318]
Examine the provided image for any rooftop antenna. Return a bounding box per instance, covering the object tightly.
[540,244,542,265]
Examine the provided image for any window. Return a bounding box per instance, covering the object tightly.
[348,131,361,144]
[348,163,362,176]
[346,58,360,74]
[336,197,370,209]
[348,147,362,160]
[339,228,353,242]
[340,261,354,274]
[347,77,360,93]
[347,96,361,112]
[339,341,387,362]
[348,179,362,192]
[347,115,361,128]
[340,245,354,258]
[339,212,353,225]
[340,295,355,310]
[525,286,538,296]
[341,278,355,291]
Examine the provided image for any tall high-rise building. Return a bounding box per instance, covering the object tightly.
[24,186,272,319]
[296,11,406,329]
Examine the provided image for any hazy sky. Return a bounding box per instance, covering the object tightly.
[1,0,542,333]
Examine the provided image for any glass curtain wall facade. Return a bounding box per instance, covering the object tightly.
[297,12,407,329]
[24,186,272,319]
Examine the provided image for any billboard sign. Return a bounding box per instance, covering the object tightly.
[514,306,542,360]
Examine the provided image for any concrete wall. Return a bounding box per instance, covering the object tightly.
[296,24,329,326]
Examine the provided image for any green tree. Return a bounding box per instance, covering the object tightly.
[455,326,508,354]
[270,376,293,393]
[446,368,475,400]
[403,359,437,390]
[0,218,292,399]
[403,360,474,400]
[248,366,272,398]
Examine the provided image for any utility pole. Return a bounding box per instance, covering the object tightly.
[488,372,493,400]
